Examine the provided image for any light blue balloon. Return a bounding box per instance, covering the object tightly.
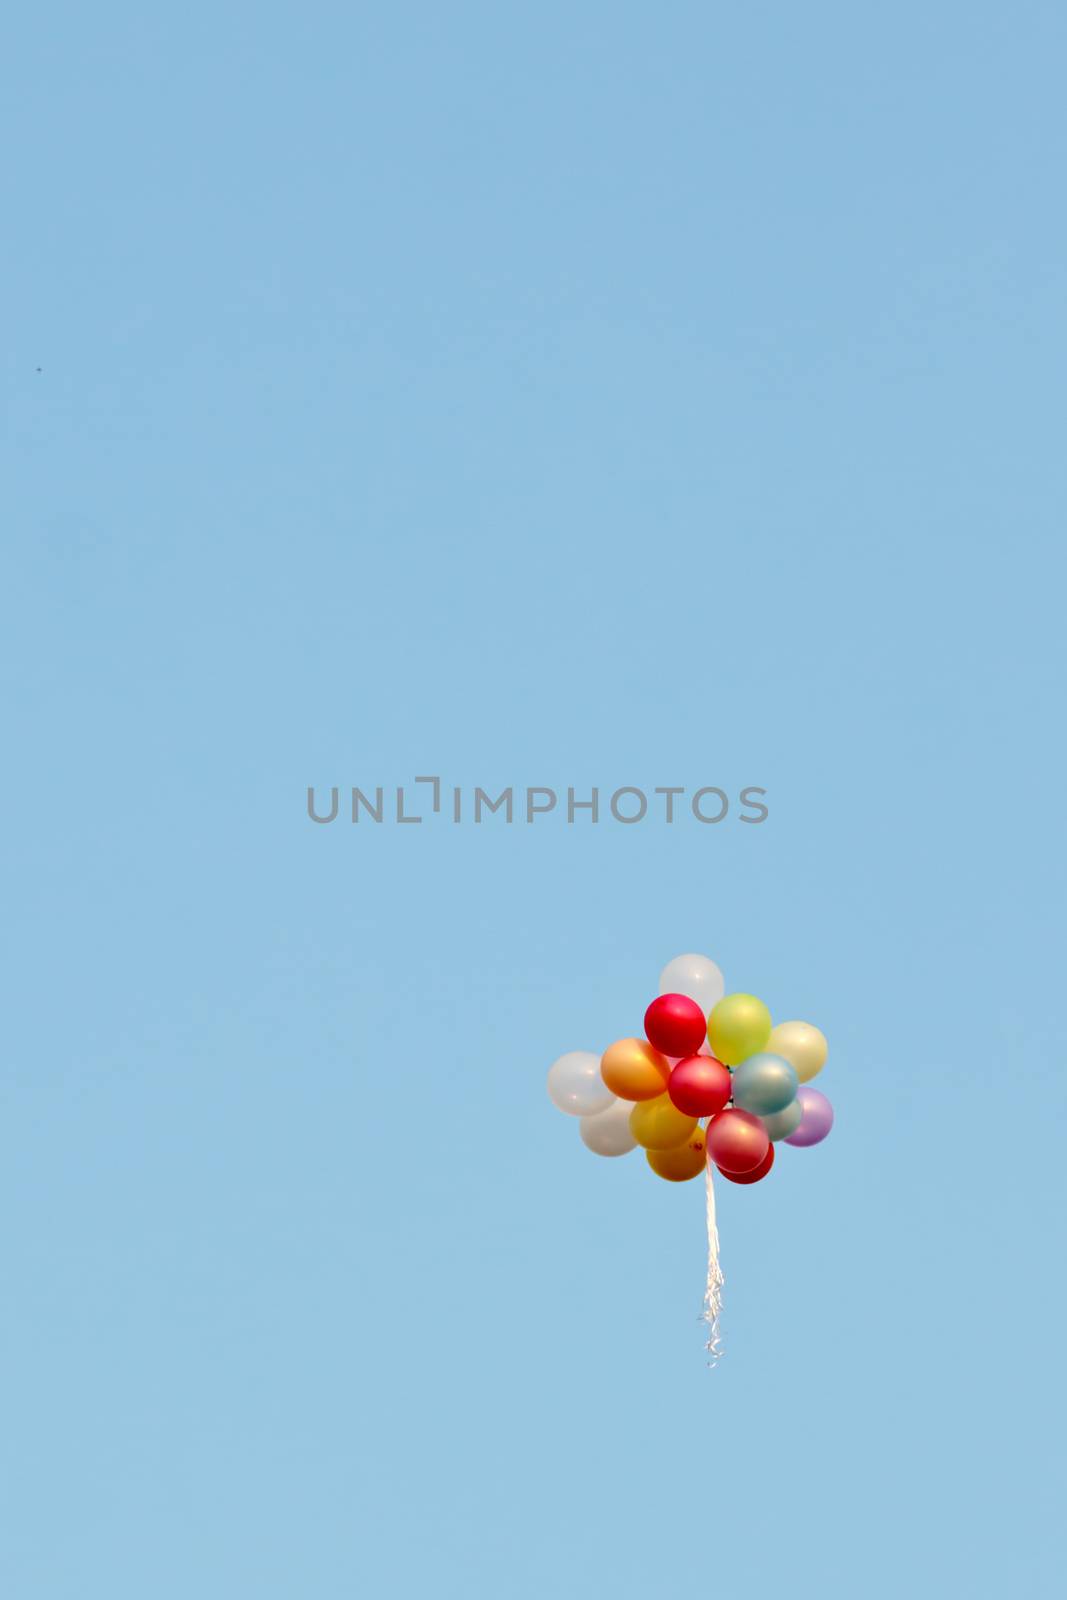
[761,1099,804,1141]
[732,1052,798,1116]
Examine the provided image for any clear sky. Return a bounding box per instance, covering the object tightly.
[3,4,1065,1597]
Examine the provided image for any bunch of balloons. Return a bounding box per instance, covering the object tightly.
[547,952,834,1185]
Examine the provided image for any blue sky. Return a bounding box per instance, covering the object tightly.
[3,4,1065,1596]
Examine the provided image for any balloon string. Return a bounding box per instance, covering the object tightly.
[703,1163,724,1366]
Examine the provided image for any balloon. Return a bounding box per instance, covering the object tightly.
[731,1052,798,1116]
[705,1108,770,1175]
[673,1045,716,1064]
[600,1038,672,1102]
[718,1144,775,1184]
[761,1100,803,1141]
[707,993,772,1066]
[658,953,725,1015]
[629,1093,699,1151]
[784,1086,834,1147]
[547,1051,615,1117]
[647,1128,706,1182]
[644,993,707,1058]
[766,1021,828,1084]
[580,1098,638,1157]
[667,1054,732,1117]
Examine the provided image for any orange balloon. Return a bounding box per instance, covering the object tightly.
[600,1038,671,1102]
[647,1128,707,1182]
[629,1093,699,1150]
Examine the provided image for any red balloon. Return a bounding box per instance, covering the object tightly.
[668,1055,732,1117]
[705,1108,770,1175]
[644,993,707,1058]
[718,1144,775,1185]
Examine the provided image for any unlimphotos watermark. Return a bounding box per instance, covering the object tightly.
[306,777,769,826]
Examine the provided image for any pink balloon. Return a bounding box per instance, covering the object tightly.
[706,1109,770,1175]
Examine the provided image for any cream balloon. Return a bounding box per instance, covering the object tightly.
[766,1021,828,1084]
[579,1098,638,1156]
[547,1051,615,1117]
[658,953,725,1016]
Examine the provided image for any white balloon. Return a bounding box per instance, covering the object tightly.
[547,1051,614,1117]
[579,1097,638,1157]
[658,953,725,1016]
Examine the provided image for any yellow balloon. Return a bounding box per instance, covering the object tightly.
[707,993,772,1066]
[766,1020,827,1083]
[600,1038,672,1102]
[647,1128,707,1182]
[629,1093,698,1151]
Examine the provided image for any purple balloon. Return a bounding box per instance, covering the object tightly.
[784,1086,834,1147]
